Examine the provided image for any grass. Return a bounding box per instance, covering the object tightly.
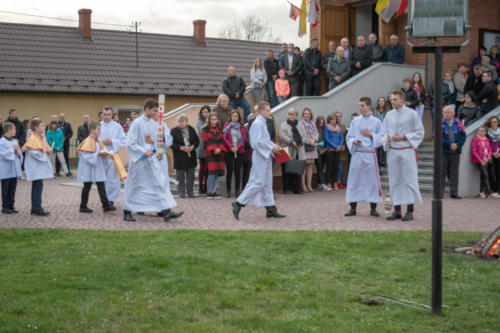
[0,229,498,332]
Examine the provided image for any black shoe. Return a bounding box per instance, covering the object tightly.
[2,208,14,214]
[402,212,414,221]
[450,195,462,199]
[386,211,402,220]
[232,202,241,220]
[370,209,380,217]
[199,185,206,194]
[109,202,115,208]
[79,206,93,213]
[344,209,356,217]
[213,193,221,200]
[103,206,116,213]
[294,191,304,195]
[163,210,184,222]
[10,207,19,213]
[123,211,136,222]
[266,206,286,218]
[31,209,49,216]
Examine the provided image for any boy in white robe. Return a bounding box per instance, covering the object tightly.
[123,99,183,222]
[99,108,126,206]
[22,119,53,216]
[381,90,425,221]
[345,97,383,217]
[76,121,116,213]
[232,101,286,220]
[0,122,23,214]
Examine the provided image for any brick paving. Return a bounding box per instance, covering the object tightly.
[0,177,498,232]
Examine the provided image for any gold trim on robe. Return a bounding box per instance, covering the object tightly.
[76,136,105,153]
[22,134,49,153]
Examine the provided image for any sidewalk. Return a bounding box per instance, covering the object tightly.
[0,177,497,232]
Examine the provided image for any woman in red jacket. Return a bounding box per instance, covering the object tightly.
[223,111,248,198]
[202,113,227,199]
[471,126,499,198]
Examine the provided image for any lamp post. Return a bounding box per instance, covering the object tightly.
[405,0,471,315]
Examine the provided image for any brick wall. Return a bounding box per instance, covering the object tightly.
[394,0,500,82]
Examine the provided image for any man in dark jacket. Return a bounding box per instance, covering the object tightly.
[321,41,337,91]
[294,47,305,96]
[222,66,251,122]
[402,79,419,110]
[303,39,322,96]
[384,34,405,64]
[464,65,484,95]
[6,109,23,141]
[368,33,384,63]
[441,106,466,199]
[279,43,303,97]
[77,114,90,143]
[350,36,372,76]
[477,71,499,115]
[57,113,73,173]
[263,50,280,108]
[327,47,351,90]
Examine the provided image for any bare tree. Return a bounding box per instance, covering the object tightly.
[218,14,281,42]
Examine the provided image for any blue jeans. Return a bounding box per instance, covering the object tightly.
[277,96,286,104]
[337,161,344,182]
[31,179,43,211]
[207,174,218,192]
[266,81,279,108]
[229,98,251,123]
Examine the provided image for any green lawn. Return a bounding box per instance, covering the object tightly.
[0,229,498,332]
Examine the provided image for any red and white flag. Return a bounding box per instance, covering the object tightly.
[308,0,319,27]
[289,3,301,21]
[394,0,408,19]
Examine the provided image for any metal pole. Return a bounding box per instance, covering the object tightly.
[431,46,443,315]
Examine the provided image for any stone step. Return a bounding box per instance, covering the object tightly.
[380,182,434,192]
[380,174,433,184]
[380,168,433,176]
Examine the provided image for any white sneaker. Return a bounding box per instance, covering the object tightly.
[321,184,329,191]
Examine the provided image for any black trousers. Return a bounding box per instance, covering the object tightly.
[225,153,243,193]
[31,179,43,211]
[326,150,340,185]
[287,76,299,97]
[81,182,110,208]
[475,163,492,194]
[488,156,500,193]
[281,164,301,193]
[315,152,327,185]
[242,161,251,190]
[305,74,321,96]
[1,177,17,209]
[441,153,460,197]
[376,147,386,167]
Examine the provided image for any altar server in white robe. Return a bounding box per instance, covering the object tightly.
[0,122,23,214]
[381,90,425,221]
[22,119,53,216]
[344,97,383,217]
[232,101,286,220]
[99,107,126,206]
[123,99,182,222]
[76,121,116,214]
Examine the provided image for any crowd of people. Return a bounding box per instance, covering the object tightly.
[1,37,500,218]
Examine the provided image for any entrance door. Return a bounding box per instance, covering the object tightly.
[320,5,355,55]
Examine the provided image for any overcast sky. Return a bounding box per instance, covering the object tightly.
[0,0,310,49]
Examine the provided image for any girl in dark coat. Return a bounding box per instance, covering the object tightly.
[171,114,199,198]
[202,113,227,199]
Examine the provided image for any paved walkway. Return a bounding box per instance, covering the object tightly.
[0,177,498,232]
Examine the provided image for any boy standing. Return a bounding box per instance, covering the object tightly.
[76,121,116,213]
[22,119,53,216]
[0,122,23,214]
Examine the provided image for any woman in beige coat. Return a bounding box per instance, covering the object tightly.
[279,108,306,194]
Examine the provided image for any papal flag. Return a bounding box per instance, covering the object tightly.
[375,0,391,15]
[298,0,307,37]
[308,0,318,25]
[289,3,301,21]
[379,0,403,23]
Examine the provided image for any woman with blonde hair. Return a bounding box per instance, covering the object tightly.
[250,58,268,103]
[300,108,318,192]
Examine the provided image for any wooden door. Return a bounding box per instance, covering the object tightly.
[319,5,355,55]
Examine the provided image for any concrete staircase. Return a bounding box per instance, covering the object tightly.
[380,141,434,192]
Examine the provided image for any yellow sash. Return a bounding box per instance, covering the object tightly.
[76,136,105,153]
[77,136,127,181]
[22,134,49,153]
